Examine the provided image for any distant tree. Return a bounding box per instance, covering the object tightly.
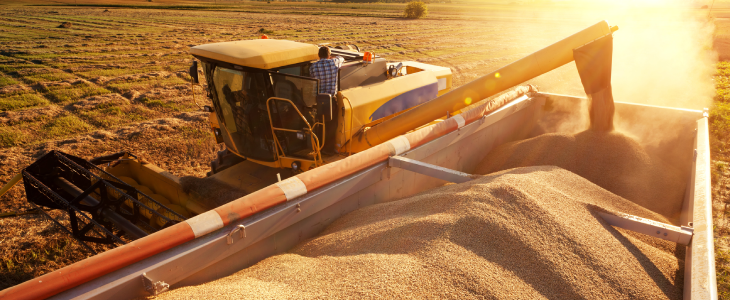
[404,1,428,19]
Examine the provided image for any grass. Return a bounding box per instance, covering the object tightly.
[75,68,142,78]
[78,105,158,128]
[712,62,730,162]
[106,76,187,94]
[13,51,127,61]
[0,76,18,88]
[75,65,169,79]
[0,63,45,74]
[0,232,116,290]
[0,126,25,147]
[140,98,197,112]
[21,72,77,85]
[717,62,730,102]
[717,162,728,186]
[43,85,110,103]
[718,245,730,300]
[41,115,94,138]
[0,93,49,111]
[1,238,73,285]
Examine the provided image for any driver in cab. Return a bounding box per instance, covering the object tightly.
[309,47,344,96]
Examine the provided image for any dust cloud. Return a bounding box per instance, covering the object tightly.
[610,6,716,110]
[525,1,716,110]
[521,1,714,176]
[603,3,715,164]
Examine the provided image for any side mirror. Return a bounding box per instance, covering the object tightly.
[316,94,332,121]
[189,61,199,84]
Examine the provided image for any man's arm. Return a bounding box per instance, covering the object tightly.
[334,56,344,68]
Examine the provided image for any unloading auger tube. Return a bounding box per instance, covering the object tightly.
[346,20,618,152]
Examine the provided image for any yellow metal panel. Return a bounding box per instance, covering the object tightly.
[337,71,438,148]
[209,112,219,128]
[399,61,451,95]
[106,160,208,215]
[190,39,319,69]
[401,61,451,78]
[208,159,283,194]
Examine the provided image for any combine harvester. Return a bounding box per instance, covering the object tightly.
[0,20,717,299]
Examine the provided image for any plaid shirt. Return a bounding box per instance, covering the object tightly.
[309,56,344,96]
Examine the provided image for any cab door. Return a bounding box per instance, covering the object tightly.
[266,73,324,170]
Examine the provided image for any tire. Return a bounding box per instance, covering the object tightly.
[208,149,244,176]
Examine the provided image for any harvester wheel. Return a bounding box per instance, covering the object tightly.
[208,149,244,176]
[208,160,219,177]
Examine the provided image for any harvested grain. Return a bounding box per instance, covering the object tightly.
[156,167,683,300]
[475,130,686,224]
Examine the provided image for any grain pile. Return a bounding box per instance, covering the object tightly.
[475,130,686,224]
[156,167,683,300]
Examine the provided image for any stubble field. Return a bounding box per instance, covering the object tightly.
[1,0,729,295]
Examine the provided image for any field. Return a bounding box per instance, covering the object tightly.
[0,0,729,296]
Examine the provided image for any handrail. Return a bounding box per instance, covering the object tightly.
[265,97,324,167]
[312,115,326,151]
[343,95,354,156]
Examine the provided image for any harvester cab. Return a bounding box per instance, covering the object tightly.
[188,39,452,175]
